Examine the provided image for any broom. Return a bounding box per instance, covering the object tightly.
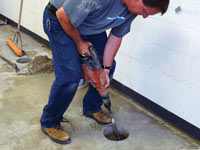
[6,0,25,57]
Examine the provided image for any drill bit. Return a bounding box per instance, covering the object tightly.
[101,94,121,140]
[108,109,121,141]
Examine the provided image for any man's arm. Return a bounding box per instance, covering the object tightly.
[103,33,122,68]
[56,7,91,56]
[103,33,122,87]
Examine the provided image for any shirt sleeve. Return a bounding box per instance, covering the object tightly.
[111,15,137,37]
[63,0,96,27]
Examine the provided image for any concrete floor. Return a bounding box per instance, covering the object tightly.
[0,23,200,150]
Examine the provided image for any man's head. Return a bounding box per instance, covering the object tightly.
[122,0,169,18]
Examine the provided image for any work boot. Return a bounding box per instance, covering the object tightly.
[83,110,112,126]
[41,126,71,144]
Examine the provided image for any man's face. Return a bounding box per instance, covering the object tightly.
[122,0,161,18]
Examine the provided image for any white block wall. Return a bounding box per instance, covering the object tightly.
[0,0,49,40]
[1,0,200,128]
[115,0,200,128]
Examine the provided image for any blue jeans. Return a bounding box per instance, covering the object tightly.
[40,6,116,128]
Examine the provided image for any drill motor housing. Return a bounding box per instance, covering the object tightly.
[80,46,111,110]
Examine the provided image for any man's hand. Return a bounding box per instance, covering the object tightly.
[104,69,110,88]
[77,41,92,56]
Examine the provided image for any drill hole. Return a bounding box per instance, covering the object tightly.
[104,126,129,141]
[16,58,32,63]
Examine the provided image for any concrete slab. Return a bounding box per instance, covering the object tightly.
[0,23,199,150]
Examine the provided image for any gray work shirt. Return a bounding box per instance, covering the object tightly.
[50,0,137,37]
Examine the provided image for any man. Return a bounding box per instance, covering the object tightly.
[40,0,169,144]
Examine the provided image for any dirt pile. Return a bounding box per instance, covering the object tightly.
[27,55,53,75]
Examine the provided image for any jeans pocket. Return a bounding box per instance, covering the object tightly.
[46,18,51,32]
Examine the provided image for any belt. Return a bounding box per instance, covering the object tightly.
[47,2,57,18]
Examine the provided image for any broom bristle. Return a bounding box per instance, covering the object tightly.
[6,39,24,57]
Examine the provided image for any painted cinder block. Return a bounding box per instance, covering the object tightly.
[185,85,200,114]
[184,85,200,127]
[113,71,132,88]
[120,36,151,65]
[162,103,186,120]
[147,69,187,119]
[152,0,200,32]
[155,10,198,31]
[162,75,186,107]
[130,82,149,98]
[183,111,200,129]
[117,53,150,87]
[191,31,200,60]
[146,67,186,106]
[114,0,199,128]
[115,52,150,97]
[150,45,190,80]
[188,58,200,87]
[0,0,20,23]
[21,11,44,38]
[115,53,130,75]
[147,68,166,103]
[132,17,193,56]
[23,0,47,16]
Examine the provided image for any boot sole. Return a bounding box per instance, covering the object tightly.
[83,112,112,126]
[41,127,71,144]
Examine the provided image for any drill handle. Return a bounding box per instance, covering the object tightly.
[88,46,102,70]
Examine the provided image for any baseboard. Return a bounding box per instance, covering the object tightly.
[1,13,199,143]
[110,79,200,142]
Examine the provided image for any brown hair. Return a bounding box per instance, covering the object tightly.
[142,0,169,15]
